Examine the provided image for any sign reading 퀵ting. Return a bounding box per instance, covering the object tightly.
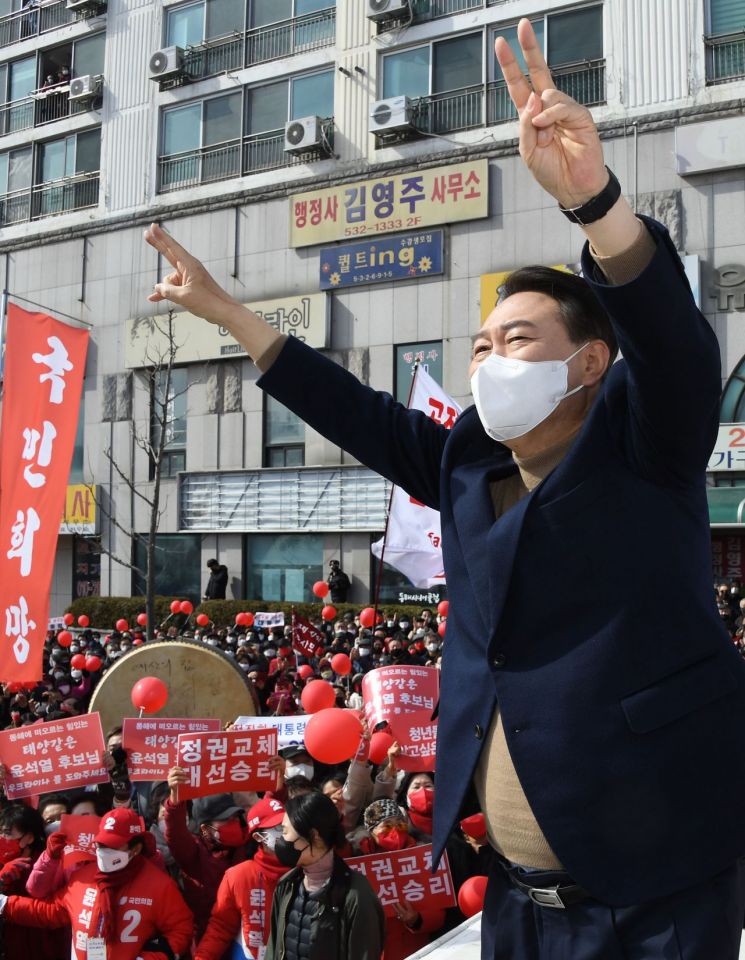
[0,304,88,681]
[290,159,489,248]
[319,230,444,290]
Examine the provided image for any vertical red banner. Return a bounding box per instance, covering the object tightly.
[0,304,88,681]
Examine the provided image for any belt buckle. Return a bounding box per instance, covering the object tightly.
[527,885,566,909]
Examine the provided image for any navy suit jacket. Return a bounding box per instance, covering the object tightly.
[258,218,745,906]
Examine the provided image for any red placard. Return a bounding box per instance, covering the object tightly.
[292,612,325,659]
[346,845,455,917]
[0,304,89,681]
[0,713,107,799]
[59,813,100,869]
[122,717,222,781]
[362,665,439,728]
[176,728,279,800]
[389,709,438,772]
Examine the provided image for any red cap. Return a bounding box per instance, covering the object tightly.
[94,808,147,849]
[247,797,285,834]
[460,812,487,839]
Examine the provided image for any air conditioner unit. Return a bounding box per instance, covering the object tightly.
[369,96,414,134]
[66,0,105,10]
[367,0,409,21]
[69,74,102,103]
[284,116,323,154]
[149,47,185,82]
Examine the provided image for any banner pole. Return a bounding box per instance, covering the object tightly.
[372,361,420,625]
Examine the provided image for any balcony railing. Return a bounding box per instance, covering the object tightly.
[0,0,78,50]
[157,120,333,192]
[0,86,97,137]
[413,83,484,134]
[705,31,745,84]
[0,170,99,226]
[410,0,481,23]
[487,60,605,124]
[173,7,336,85]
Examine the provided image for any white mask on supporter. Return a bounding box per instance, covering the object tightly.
[470,343,588,442]
[96,847,132,873]
[285,762,314,781]
[70,669,83,679]
[254,825,284,853]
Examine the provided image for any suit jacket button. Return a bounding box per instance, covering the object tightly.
[474,724,483,739]
[492,654,506,668]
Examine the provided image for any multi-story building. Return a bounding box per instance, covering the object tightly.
[1,0,744,612]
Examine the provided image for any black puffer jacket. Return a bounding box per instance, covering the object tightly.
[265,854,384,960]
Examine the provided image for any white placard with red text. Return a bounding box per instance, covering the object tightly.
[0,713,107,799]
[176,728,279,800]
[0,304,88,681]
[362,665,440,729]
[346,845,455,917]
[233,714,311,749]
[122,717,222,781]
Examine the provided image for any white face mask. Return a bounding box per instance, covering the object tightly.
[285,762,314,781]
[96,846,132,873]
[255,824,284,852]
[359,647,371,656]
[470,343,588,442]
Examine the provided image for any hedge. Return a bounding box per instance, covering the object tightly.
[66,597,441,630]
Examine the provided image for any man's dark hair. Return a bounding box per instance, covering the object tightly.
[499,266,618,370]
[0,802,45,851]
[285,791,345,850]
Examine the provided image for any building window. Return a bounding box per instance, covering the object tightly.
[0,56,34,134]
[166,0,243,46]
[160,91,242,190]
[247,0,335,65]
[133,533,202,599]
[0,144,31,223]
[489,7,604,121]
[73,536,101,598]
[706,0,745,82]
[245,533,322,601]
[69,388,85,483]
[382,33,483,134]
[394,341,443,404]
[264,393,304,467]
[151,367,188,479]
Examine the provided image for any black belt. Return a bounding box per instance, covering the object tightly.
[499,861,593,910]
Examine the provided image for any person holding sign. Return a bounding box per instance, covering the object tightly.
[143,16,745,956]
[0,807,193,960]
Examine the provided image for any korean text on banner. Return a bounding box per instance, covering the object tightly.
[372,367,461,587]
[122,717,222,781]
[0,304,88,682]
[290,159,489,247]
[346,845,455,917]
[389,709,438,773]
[292,612,325,659]
[362,665,439,729]
[0,712,107,800]
[176,728,279,800]
[233,714,311,750]
[254,611,285,629]
[60,813,101,870]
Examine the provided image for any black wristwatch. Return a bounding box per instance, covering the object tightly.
[559,167,621,225]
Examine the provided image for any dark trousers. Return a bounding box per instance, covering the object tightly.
[481,855,745,960]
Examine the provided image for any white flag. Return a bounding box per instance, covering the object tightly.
[372,368,462,587]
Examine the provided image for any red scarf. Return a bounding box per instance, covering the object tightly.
[408,809,433,837]
[242,848,289,950]
[94,853,147,942]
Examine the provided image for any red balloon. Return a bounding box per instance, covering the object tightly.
[196,613,209,627]
[312,580,329,598]
[304,708,362,764]
[331,653,352,676]
[70,654,86,670]
[243,612,254,626]
[77,614,90,628]
[438,621,447,637]
[85,655,102,672]
[63,613,74,626]
[437,600,449,618]
[57,631,72,647]
[170,600,181,614]
[369,730,395,766]
[321,605,337,621]
[179,600,193,615]
[116,619,129,632]
[457,876,488,918]
[131,677,168,713]
[136,613,147,627]
[133,638,144,646]
[359,607,376,628]
[300,679,336,714]
[235,612,250,626]
[297,664,314,680]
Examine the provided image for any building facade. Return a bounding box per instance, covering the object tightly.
[0,0,744,612]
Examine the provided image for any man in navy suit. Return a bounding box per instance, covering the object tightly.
[144,19,745,958]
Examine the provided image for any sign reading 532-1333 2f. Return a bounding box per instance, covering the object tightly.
[290,159,488,247]
[320,231,444,290]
